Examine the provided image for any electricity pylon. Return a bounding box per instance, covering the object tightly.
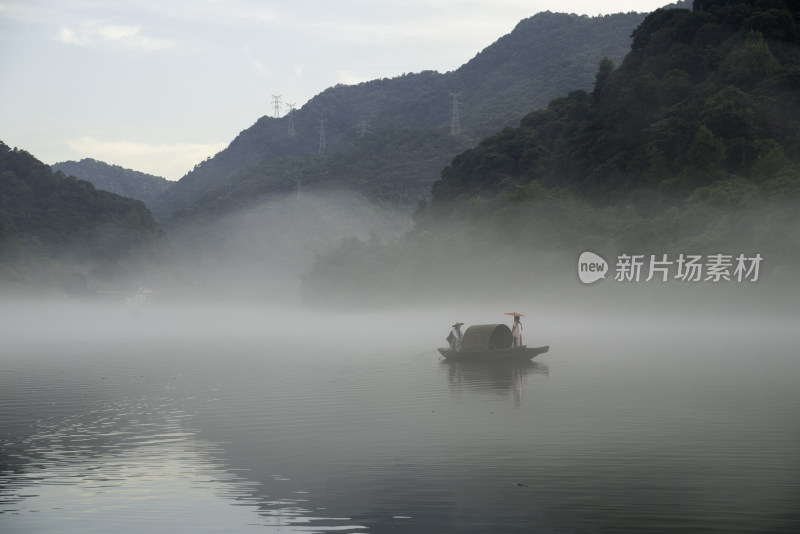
[271,94,282,118]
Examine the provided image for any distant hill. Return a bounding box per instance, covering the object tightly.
[52,158,173,208]
[0,143,171,295]
[150,9,654,224]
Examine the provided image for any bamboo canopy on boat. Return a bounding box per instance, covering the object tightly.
[460,324,513,352]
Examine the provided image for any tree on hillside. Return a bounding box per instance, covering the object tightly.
[0,142,172,295]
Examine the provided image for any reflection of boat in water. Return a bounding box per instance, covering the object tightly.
[443,359,549,405]
[438,324,549,361]
[443,360,549,380]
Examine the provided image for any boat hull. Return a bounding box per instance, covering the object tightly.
[437,345,549,361]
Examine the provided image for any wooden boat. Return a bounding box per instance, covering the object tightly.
[438,323,549,361]
[438,344,549,361]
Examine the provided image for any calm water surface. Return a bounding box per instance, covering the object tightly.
[1,304,798,533]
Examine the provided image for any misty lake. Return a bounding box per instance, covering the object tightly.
[1,302,798,533]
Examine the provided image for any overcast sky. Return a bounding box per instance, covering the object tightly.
[0,1,672,180]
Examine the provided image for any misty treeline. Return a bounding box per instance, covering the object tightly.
[0,143,174,295]
[165,191,412,302]
[302,181,799,307]
[301,0,800,306]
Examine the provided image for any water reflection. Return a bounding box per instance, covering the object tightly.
[0,391,366,533]
[442,360,549,406]
[3,315,799,534]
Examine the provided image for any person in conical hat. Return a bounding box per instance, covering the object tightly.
[447,322,464,351]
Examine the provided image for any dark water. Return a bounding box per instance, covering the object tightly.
[1,304,799,533]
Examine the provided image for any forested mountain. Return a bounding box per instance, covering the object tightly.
[0,142,171,295]
[141,7,675,301]
[150,9,653,224]
[51,158,173,208]
[430,0,800,202]
[301,0,800,308]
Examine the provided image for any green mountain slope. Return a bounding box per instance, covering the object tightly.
[301,0,800,308]
[52,158,173,208]
[0,142,171,295]
[431,1,800,202]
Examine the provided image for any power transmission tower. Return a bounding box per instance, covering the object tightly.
[285,102,296,136]
[271,94,282,118]
[450,92,461,135]
[358,117,369,137]
[317,117,326,154]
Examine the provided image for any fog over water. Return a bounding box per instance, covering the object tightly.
[163,191,413,302]
[1,165,790,532]
[2,184,799,532]
[1,295,798,533]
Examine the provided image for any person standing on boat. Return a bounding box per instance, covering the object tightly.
[447,322,464,351]
[511,315,523,347]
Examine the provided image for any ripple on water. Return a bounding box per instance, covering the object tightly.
[0,352,367,534]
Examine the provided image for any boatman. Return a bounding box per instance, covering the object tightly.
[447,322,464,351]
[511,315,523,347]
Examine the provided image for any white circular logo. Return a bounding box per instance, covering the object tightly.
[578,251,608,284]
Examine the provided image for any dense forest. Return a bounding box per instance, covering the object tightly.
[51,158,173,208]
[301,0,800,308]
[0,143,172,295]
[431,0,800,201]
